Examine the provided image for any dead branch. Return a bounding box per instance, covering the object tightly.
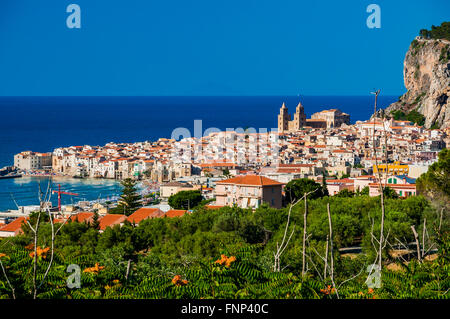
[411,225,422,263]
[327,203,334,282]
[0,257,15,299]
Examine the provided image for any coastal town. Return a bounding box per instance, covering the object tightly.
[0,101,447,237]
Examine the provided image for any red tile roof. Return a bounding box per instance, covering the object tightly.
[127,208,163,224]
[99,214,126,230]
[216,175,284,186]
[327,178,355,184]
[69,212,94,223]
[0,217,27,233]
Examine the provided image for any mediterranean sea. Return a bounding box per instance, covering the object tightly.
[0,96,398,211]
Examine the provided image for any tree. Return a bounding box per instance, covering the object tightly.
[417,148,450,211]
[284,178,326,203]
[322,175,329,197]
[335,189,355,198]
[383,186,399,199]
[168,190,203,210]
[115,178,142,216]
[222,168,231,178]
[91,211,100,230]
[360,186,370,196]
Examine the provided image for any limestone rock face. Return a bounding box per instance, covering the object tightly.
[386,38,450,128]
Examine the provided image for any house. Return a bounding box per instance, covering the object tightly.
[214,175,284,209]
[353,175,376,192]
[14,151,52,170]
[326,178,355,196]
[368,183,417,198]
[373,162,409,176]
[386,175,416,185]
[98,214,127,232]
[68,212,95,224]
[127,208,164,224]
[0,217,27,237]
[160,181,197,199]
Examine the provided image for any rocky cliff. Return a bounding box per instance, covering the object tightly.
[386,37,450,128]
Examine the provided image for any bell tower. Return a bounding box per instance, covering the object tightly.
[278,103,291,133]
[293,102,306,130]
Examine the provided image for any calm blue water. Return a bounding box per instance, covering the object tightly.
[0,176,122,211]
[0,96,397,211]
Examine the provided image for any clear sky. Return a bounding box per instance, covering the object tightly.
[0,0,448,96]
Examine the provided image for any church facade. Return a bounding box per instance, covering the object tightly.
[277,102,350,132]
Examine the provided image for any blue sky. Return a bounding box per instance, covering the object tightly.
[0,0,448,96]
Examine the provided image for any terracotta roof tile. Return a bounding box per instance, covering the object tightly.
[99,214,126,230]
[127,208,163,224]
[216,175,284,186]
[0,217,27,233]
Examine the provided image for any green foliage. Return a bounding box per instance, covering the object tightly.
[360,186,370,196]
[168,190,203,209]
[335,189,355,198]
[439,45,450,63]
[419,22,450,41]
[417,149,450,198]
[285,178,327,203]
[391,108,425,126]
[0,192,448,299]
[383,186,399,199]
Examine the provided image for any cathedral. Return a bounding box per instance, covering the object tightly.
[277,102,306,133]
[277,102,350,132]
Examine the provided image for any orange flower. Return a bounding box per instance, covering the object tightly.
[225,256,236,267]
[215,254,228,265]
[0,253,6,258]
[29,247,50,259]
[320,285,335,295]
[25,243,34,251]
[368,288,374,294]
[83,263,105,274]
[171,275,188,286]
[171,275,182,285]
[215,254,236,267]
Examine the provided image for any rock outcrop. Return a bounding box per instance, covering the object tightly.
[385,37,450,129]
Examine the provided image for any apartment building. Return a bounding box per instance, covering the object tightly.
[14,151,52,170]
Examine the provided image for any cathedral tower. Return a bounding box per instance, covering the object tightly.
[292,102,306,130]
[278,102,291,133]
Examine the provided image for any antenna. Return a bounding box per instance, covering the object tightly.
[370,89,381,115]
